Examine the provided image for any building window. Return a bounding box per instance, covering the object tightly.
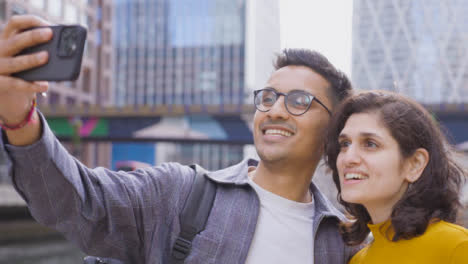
[64,3,78,23]
[104,53,111,68]
[63,81,75,89]
[11,4,27,15]
[103,76,110,99]
[49,91,60,105]
[81,12,86,27]
[30,0,45,10]
[104,29,111,44]
[96,29,101,45]
[48,0,62,17]
[83,68,91,93]
[104,5,111,20]
[85,41,93,58]
[86,15,93,31]
[66,96,76,106]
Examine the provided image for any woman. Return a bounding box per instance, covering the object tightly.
[325,91,468,263]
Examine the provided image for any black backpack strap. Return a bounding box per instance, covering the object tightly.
[170,164,217,263]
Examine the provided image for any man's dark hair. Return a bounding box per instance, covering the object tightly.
[274,48,352,105]
[324,90,465,246]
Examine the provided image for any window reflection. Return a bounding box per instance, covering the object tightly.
[31,0,45,10]
[64,3,78,23]
[48,0,62,17]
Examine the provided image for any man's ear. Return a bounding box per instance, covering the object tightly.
[404,148,429,183]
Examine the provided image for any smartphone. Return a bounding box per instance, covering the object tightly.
[13,25,87,82]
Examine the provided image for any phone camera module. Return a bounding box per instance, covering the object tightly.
[58,27,80,57]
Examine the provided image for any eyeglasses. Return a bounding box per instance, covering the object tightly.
[253,88,331,116]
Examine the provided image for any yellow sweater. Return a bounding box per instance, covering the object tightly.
[349,220,468,264]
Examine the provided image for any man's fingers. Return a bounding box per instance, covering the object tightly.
[1,27,53,56]
[1,15,50,38]
[0,51,48,75]
[0,75,48,94]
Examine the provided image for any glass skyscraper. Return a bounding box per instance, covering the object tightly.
[352,0,468,105]
[112,0,280,170]
[114,0,246,107]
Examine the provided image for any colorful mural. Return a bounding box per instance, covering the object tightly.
[46,115,253,144]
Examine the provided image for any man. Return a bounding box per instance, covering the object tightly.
[0,15,354,263]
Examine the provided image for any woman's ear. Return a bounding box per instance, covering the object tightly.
[405,148,429,183]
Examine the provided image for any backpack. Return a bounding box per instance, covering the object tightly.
[84,164,217,264]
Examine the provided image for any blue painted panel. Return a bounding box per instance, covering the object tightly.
[189,116,227,139]
[213,116,253,143]
[111,142,155,170]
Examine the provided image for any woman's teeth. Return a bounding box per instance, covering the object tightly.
[345,173,368,180]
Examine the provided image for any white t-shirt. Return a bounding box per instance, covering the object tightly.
[245,177,315,264]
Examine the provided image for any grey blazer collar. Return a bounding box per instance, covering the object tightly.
[206,158,346,221]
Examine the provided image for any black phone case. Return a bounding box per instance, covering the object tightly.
[13,25,87,81]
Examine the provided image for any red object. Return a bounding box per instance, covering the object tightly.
[115,160,152,171]
[0,98,37,131]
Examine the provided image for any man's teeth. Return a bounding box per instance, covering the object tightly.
[345,173,368,180]
[265,129,293,137]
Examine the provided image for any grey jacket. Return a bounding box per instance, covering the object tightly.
[2,113,354,264]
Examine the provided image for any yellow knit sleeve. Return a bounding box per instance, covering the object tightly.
[450,241,468,264]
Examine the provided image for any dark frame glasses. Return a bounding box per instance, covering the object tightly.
[253,88,331,116]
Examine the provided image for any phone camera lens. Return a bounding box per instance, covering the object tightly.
[59,27,80,57]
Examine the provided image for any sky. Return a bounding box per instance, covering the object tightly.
[279,0,353,77]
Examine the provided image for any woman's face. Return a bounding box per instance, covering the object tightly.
[336,112,412,212]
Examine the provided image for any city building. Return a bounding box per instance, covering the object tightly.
[111,0,280,170]
[352,0,468,104]
[352,0,468,144]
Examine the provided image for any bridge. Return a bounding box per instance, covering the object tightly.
[37,103,468,147]
[39,104,257,145]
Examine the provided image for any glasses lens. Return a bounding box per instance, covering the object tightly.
[255,90,277,111]
[286,92,312,115]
